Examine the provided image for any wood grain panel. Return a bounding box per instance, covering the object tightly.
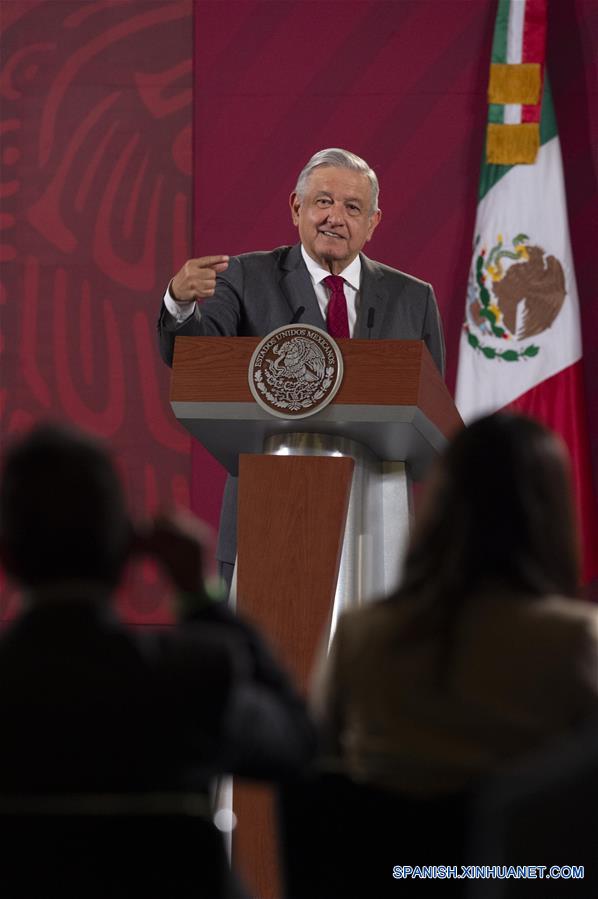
[236,454,353,687]
[171,336,462,439]
[234,453,354,899]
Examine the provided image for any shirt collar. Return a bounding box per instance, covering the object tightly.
[300,245,361,291]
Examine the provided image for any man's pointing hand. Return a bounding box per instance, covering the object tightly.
[170,255,230,303]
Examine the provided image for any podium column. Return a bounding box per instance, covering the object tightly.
[233,452,354,899]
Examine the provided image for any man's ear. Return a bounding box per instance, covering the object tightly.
[366,208,382,242]
[289,191,301,225]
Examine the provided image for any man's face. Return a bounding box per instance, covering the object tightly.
[289,166,381,273]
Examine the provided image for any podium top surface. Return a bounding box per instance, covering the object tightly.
[170,337,462,478]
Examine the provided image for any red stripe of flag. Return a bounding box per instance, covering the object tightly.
[522,0,547,62]
[522,0,546,124]
[506,361,598,584]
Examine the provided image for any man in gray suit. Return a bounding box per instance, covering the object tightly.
[158,148,445,588]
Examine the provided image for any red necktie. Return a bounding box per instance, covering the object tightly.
[323,275,350,338]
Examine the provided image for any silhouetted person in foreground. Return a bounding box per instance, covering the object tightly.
[288,414,598,898]
[313,412,598,794]
[0,422,314,898]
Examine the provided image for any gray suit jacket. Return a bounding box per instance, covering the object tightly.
[158,244,445,563]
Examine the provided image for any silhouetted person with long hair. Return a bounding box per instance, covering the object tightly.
[313,413,598,796]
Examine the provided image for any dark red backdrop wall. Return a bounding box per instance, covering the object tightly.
[2,0,597,622]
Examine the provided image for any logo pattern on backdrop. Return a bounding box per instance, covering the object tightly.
[1,1,193,622]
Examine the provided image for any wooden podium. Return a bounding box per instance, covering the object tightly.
[170,336,462,898]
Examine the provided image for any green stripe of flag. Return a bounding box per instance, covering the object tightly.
[488,103,504,124]
[491,0,510,64]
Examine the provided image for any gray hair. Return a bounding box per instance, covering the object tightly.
[294,148,380,214]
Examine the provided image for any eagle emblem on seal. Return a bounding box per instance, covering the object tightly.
[270,337,326,382]
[248,325,343,419]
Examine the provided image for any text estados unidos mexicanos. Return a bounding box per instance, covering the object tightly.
[392,865,584,880]
[254,329,334,367]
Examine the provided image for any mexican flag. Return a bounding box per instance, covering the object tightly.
[455,0,598,583]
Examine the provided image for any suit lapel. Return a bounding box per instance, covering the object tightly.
[278,247,388,337]
[279,244,326,329]
[355,253,388,339]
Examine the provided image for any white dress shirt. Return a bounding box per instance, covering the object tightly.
[163,246,362,336]
[300,246,360,337]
